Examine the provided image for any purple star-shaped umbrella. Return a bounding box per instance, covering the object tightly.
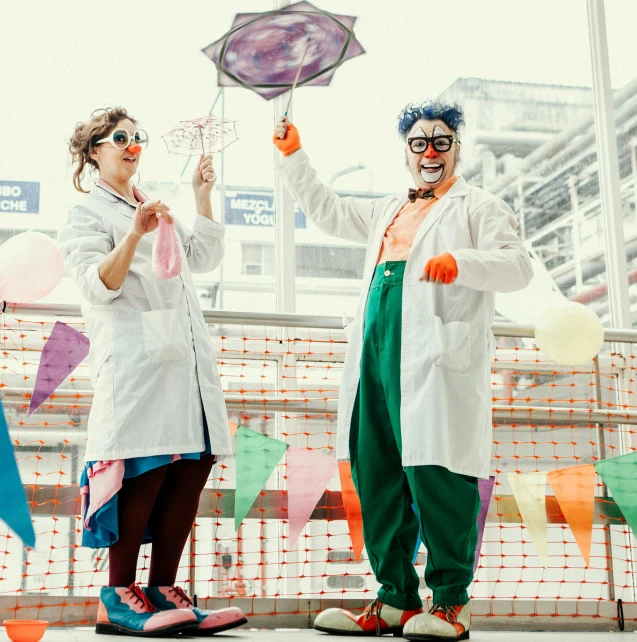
[202,1,365,101]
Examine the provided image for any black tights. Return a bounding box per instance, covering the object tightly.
[108,455,215,587]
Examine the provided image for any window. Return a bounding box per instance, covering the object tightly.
[241,243,275,276]
[241,242,366,280]
[296,245,366,280]
[0,229,56,245]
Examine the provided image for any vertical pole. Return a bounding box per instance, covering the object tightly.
[587,0,636,600]
[67,444,78,597]
[630,137,637,226]
[273,0,297,314]
[586,0,631,328]
[219,88,226,309]
[272,0,298,600]
[568,176,584,292]
[516,176,527,242]
[593,358,616,601]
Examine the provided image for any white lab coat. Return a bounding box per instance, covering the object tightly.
[277,150,532,479]
[58,184,234,461]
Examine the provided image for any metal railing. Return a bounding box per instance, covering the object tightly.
[5,303,637,426]
[3,302,637,620]
[8,301,637,341]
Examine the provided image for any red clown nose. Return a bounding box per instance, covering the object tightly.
[127,144,142,154]
[423,144,440,159]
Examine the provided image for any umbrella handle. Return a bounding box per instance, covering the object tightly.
[284,38,312,118]
[199,127,206,156]
[197,126,215,182]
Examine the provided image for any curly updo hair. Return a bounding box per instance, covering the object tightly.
[397,101,465,140]
[68,107,138,193]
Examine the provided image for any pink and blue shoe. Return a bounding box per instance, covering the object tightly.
[96,583,198,637]
[144,585,248,636]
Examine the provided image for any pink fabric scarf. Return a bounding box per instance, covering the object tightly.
[95,179,182,279]
[152,215,182,279]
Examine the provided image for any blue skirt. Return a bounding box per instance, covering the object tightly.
[80,419,212,549]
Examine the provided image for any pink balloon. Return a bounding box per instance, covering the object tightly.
[0,232,64,303]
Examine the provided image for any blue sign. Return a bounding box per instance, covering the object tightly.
[225,192,306,228]
[0,181,40,214]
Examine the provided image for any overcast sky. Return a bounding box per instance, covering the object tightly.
[1,0,636,227]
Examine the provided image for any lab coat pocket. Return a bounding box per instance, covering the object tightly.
[142,309,190,362]
[430,316,471,372]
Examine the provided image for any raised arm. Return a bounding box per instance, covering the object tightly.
[274,118,377,244]
[180,153,226,273]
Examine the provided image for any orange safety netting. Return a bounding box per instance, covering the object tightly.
[0,312,636,627]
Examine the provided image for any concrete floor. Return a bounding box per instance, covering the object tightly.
[2,629,631,641]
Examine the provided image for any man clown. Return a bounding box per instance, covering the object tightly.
[273,102,532,641]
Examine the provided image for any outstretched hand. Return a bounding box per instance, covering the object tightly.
[420,253,458,284]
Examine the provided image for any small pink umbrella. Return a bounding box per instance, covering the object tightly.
[160,115,239,157]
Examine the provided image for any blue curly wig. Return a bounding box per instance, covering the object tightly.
[397,102,465,140]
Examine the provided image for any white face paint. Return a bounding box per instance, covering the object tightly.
[421,166,443,183]
[406,120,458,190]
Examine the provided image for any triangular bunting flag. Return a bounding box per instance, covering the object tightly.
[508,471,549,568]
[596,451,637,538]
[0,398,35,547]
[28,321,90,415]
[228,421,239,437]
[235,426,288,531]
[338,461,364,562]
[547,464,596,566]
[474,476,496,572]
[286,446,338,548]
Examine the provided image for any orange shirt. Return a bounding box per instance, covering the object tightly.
[377,175,458,264]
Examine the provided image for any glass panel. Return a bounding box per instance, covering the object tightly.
[288,0,604,320]
[605,0,637,327]
[0,0,275,311]
[295,245,365,279]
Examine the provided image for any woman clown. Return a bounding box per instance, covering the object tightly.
[273,102,532,641]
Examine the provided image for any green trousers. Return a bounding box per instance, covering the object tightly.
[349,261,481,610]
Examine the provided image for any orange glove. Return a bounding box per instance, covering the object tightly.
[273,122,302,157]
[421,252,458,284]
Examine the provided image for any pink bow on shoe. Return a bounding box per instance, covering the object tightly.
[152,216,182,279]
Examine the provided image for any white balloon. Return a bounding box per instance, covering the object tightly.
[0,232,64,303]
[495,258,566,324]
[535,301,604,365]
